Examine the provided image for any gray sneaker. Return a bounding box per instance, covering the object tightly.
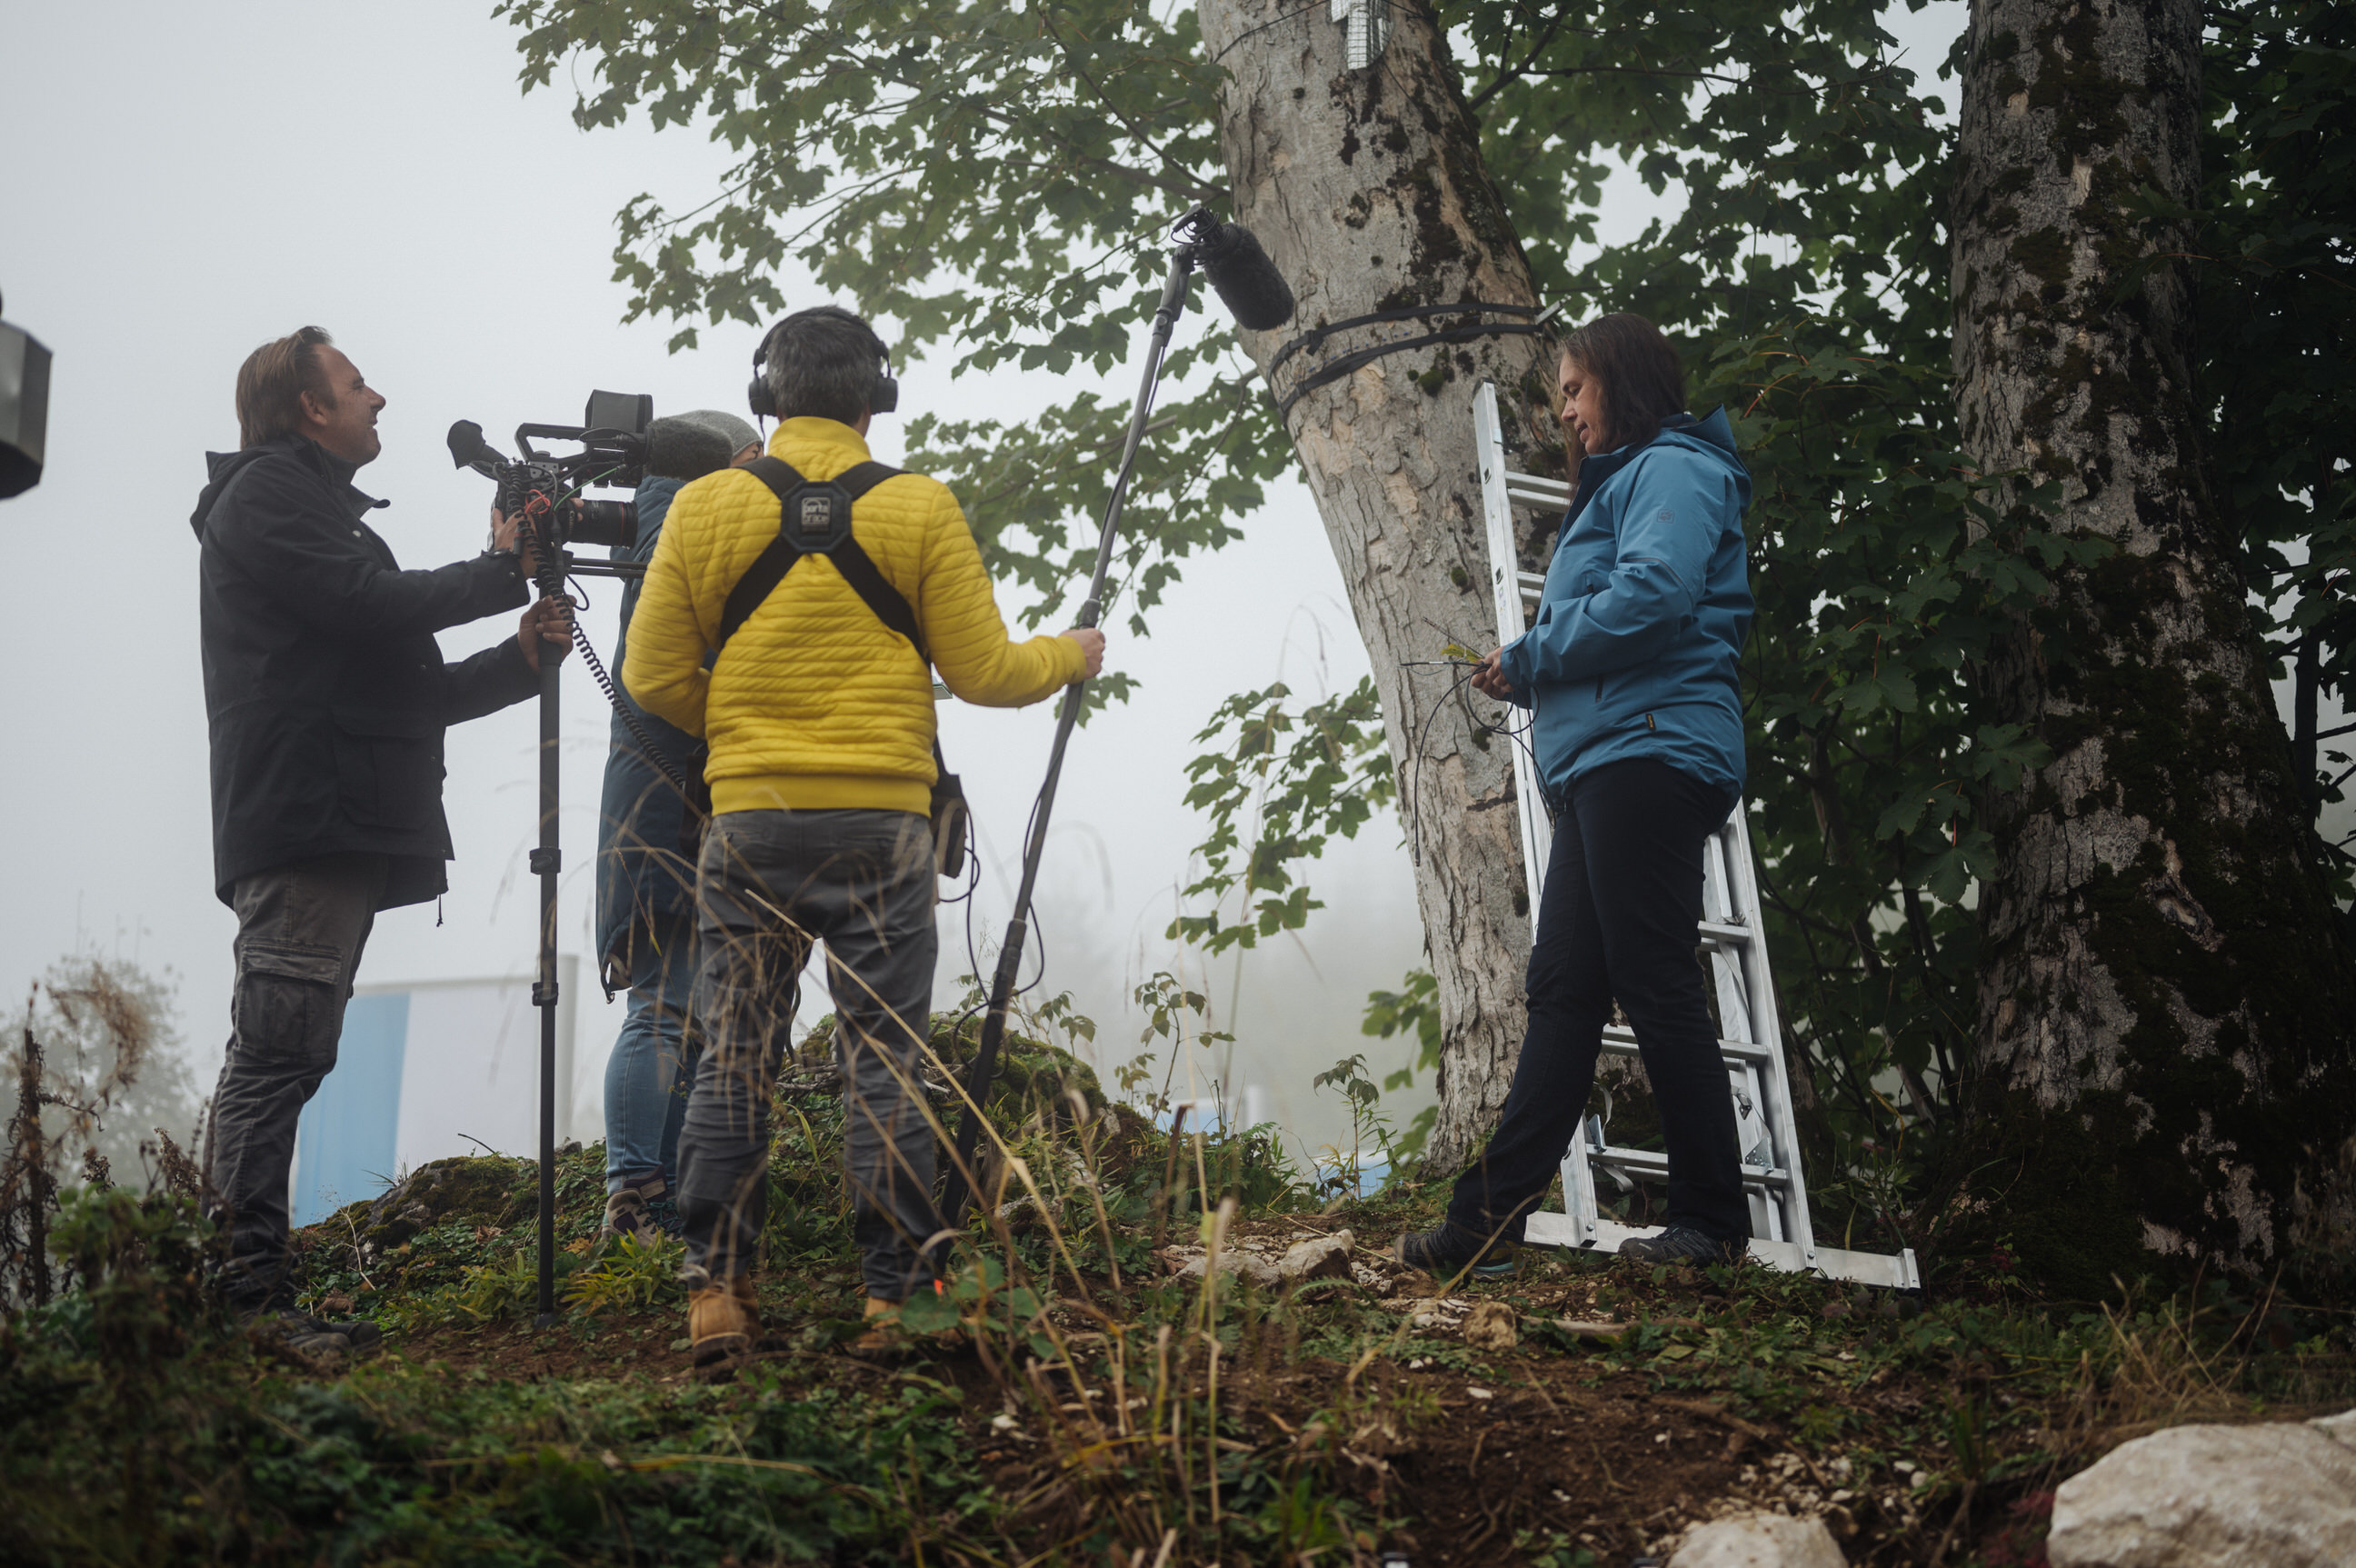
[603,1174,673,1244]
[1618,1225,1743,1267]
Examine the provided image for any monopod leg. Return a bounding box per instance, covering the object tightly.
[532,573,564,1328]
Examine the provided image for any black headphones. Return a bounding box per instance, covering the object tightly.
[746,306,900,422]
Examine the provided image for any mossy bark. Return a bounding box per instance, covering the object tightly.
[1197,0,1562,1169]
[1951,0,2356,1293]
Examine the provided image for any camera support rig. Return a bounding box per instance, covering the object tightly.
[450,395,653,1325]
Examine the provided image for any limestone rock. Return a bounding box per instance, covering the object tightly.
[1669,1512,1845,1567]
[1279,1230,1356,1283]
[2046,1419,2356,1568]
[1168,1250,1282,1289]
[1461,1300,1519,1351]
[2311,1407,2356,1449]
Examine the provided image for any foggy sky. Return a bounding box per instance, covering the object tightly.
[0,0,1428,1160]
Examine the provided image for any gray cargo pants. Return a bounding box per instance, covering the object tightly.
[678,809,944,1301]
[204,853,387,1308]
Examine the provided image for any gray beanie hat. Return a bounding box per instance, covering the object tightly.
[643,416,734,483]
[677,408,762,457]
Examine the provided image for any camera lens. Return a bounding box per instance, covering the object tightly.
[570,498,638,550]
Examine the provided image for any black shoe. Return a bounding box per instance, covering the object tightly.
[1392,1222,1517,1280]
[240,1303,382,1359]
[1617,1226,1743,1267]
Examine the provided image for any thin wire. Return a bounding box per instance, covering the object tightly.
[1212,0,1324,61]
[1393,659,1552,859]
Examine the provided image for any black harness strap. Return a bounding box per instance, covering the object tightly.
[720,455,960,792]
[717,457,909,654]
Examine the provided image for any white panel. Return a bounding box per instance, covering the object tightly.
[386,956,577,1170]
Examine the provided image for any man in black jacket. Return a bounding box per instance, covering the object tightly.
[192,325,570,1353]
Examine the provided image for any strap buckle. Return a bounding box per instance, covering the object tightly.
[787,481,856,553]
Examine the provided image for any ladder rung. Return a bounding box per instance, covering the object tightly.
[1505,478,1573,510]
[1697,920,1754,948]
[1586,1144,1791,1188]
[1522,1213,1921,1290]
[1600,1024,1770,1064]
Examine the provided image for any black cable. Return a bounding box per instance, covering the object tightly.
[1277,320,1552,420]
[567,618,697,798]
[1396,663,1475,868]
[1268,300,1542,378]
[1210,0,1326,62]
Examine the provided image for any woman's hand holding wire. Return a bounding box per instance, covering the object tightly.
[1470,646,1516,699]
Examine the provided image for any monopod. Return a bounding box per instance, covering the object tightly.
[450,402,660,1329]
[935,207,1293,1234]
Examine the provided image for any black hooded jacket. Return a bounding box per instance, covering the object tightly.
[191,436,534,909]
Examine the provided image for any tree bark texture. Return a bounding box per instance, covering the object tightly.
[1952,0,2356,1287]
[1196,0,1562,1170]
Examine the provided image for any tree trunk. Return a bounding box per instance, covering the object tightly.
[1195,0,1559,1169]
[1952,0,2356,1289]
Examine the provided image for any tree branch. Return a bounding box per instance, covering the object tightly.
[1466,5,1576,115]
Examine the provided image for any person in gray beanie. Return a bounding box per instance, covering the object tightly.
[592,411,759,1241]
[675,408,761,464]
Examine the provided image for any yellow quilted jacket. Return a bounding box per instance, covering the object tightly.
[623,418,1086,816]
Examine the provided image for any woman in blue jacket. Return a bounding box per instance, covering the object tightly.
[1401,314,1755,1273]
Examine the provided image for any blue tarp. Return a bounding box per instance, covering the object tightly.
[290,992,407,1225]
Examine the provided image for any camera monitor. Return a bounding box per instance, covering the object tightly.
[584,390,652,437]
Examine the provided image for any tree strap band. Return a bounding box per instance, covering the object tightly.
[1274,313,1552,421]
[1267,299,1542,379]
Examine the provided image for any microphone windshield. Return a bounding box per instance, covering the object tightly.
[1201,224,1295,331]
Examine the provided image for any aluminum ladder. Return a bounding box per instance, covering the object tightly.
[1472,383,1919,1290]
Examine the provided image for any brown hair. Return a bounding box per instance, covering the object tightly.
[1559,313,1687,450]
[235,325,336,448]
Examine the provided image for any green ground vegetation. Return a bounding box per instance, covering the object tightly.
[5,1014,2351,1567]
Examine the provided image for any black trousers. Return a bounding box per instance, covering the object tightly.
[1447,757,1750,1245]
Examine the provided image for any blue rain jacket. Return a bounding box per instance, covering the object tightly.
[1497,408,1753,811]
[594,474,709,966]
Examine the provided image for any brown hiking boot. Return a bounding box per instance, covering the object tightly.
[687,1275,765,1383]
[849,1283,959,1360]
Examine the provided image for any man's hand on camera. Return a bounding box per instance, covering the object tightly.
[518,595,574,673]
[1470,646,1516,699]
[1063,627,1106,680]
[489,505,554,578]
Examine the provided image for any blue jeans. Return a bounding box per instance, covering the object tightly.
[604,911,697,1194]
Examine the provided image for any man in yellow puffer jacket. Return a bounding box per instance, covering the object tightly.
[624,305,1104,1378]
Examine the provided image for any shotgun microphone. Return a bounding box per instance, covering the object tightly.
[1198,222,1295,331]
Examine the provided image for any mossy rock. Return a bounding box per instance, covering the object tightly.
[320,1155,533,1253]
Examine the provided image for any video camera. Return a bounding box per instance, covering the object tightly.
[446,390,653,551]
